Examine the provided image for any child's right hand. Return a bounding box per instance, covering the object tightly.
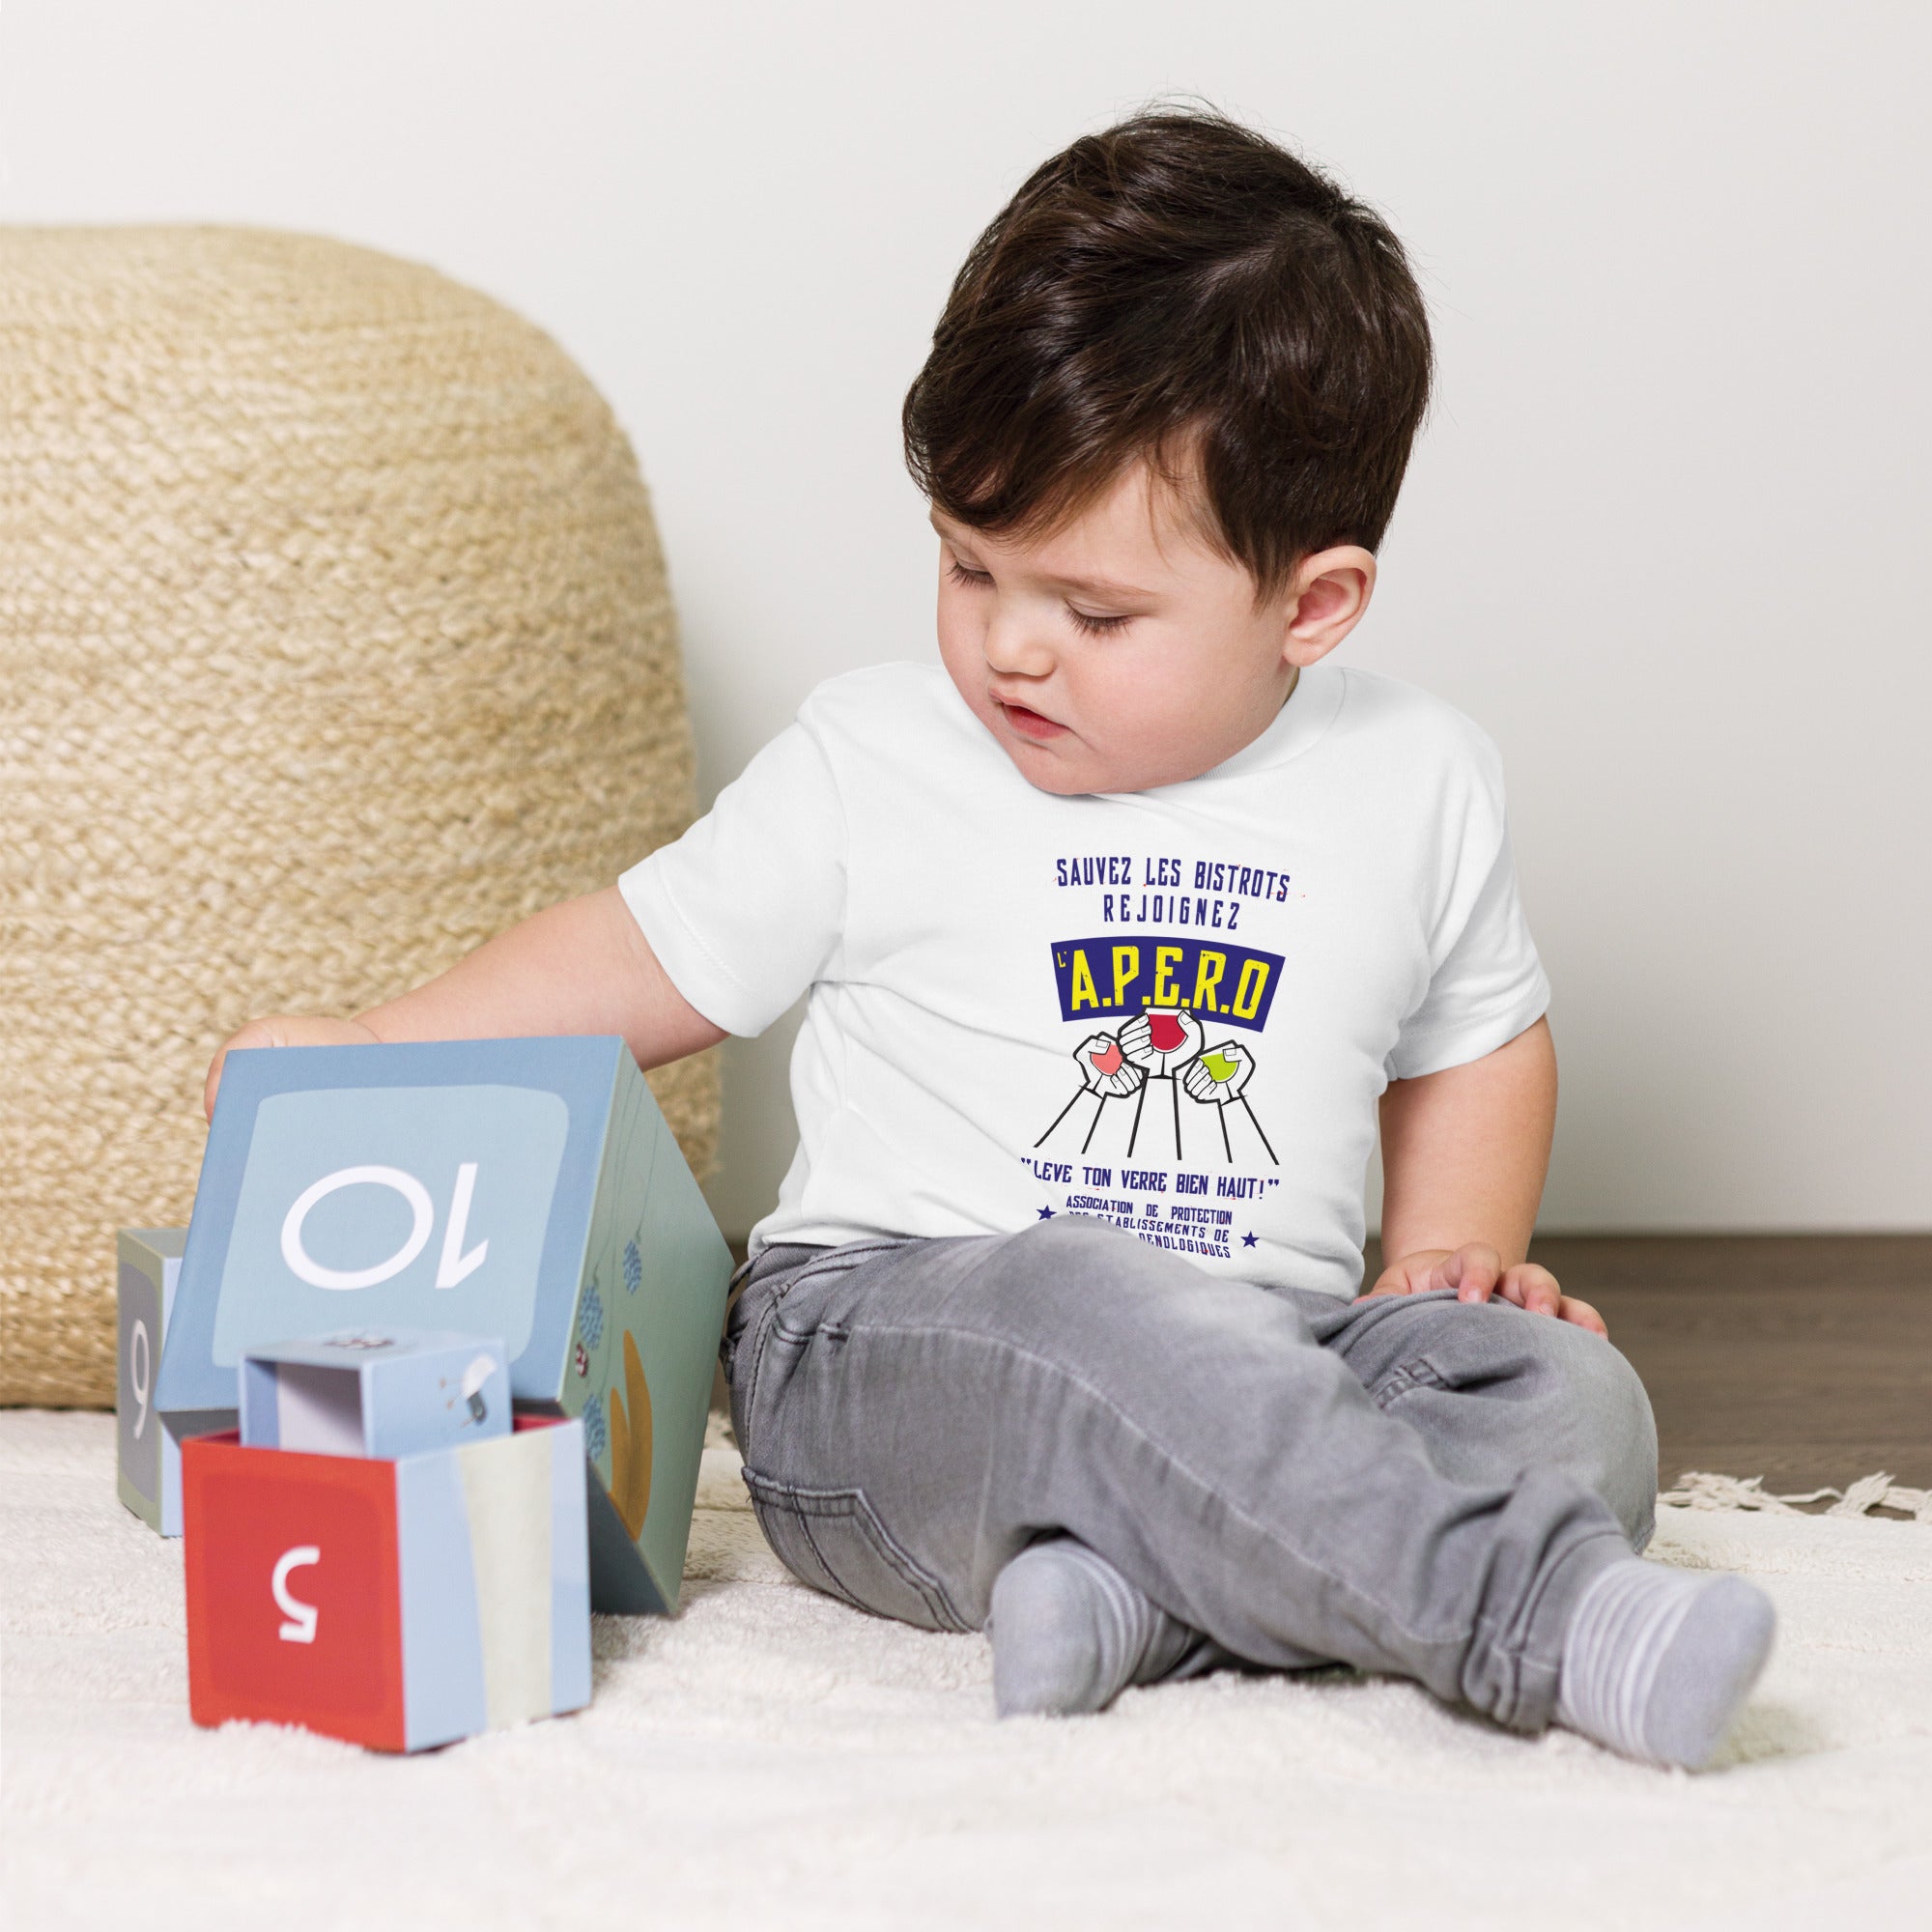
[204,1015,380,1122]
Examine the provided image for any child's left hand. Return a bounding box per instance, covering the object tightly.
[1360,1243,1607,1336]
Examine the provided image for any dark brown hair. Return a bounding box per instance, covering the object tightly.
[903,109,1433,596]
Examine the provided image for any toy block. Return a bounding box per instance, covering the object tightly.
[117,1229,227,1535]
[240,1330,510,1460]
[184,1414,591,1751]
[155,1037,732,1613]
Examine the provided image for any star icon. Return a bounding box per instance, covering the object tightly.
[1037,1206,1056,1220]
[1241,1232,1259,1247]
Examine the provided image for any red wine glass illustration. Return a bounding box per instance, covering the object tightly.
[1118,1009,1204,1158]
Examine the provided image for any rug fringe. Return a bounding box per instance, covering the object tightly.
[1660,1470,1932,1522]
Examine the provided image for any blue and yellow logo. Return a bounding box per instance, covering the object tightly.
[1050,937,1282,1033]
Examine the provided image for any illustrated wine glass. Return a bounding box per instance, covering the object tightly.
[1181,1040,1277,1164]
[1035,1032,1148,1152]
[1118,1009,1205,1158]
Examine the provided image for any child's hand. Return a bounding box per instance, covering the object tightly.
[204,1015,381,1122]
[1360,1243,1607,1336]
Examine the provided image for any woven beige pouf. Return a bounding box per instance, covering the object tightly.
[0,227,721,1406]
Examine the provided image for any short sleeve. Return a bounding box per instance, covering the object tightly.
[618,716,846,1037]
[1386,822,1550,1083]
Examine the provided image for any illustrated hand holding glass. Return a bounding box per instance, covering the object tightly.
[1182,1041,1278,1164]
[1035,1033,1148,1152]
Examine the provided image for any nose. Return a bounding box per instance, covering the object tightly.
[982,611,1056,679]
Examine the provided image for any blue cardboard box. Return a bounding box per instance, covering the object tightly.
[156,1037,733,1612]
[240,1330,510,1460]
[117,1228,220,1536]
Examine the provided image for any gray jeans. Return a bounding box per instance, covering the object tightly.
[724,1217,1657,1731]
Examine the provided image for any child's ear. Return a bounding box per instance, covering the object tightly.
[1278,545,1377,668]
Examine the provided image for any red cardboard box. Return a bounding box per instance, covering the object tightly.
[184,1416,589,1751]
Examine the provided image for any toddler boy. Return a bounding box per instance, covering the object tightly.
[211,111,1774,1766]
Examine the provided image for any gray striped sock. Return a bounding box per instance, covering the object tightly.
[988,1538,1195,1719]
[1555,1558,1776,1769]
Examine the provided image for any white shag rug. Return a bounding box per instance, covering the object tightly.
[5,1412,1930,1932]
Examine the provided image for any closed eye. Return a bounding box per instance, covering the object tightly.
[947,559,992,589]
[1068,606,1133,636]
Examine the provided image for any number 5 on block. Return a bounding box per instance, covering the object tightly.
[272,1546,321,1643]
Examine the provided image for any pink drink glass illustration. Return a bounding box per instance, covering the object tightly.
[1035,1033,1148,1152]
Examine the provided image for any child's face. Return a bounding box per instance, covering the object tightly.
[933,464,1374,795]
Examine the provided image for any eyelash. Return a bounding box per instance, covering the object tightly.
[947,560,1134,637]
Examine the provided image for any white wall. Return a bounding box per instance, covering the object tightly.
[7,1,1927,1236]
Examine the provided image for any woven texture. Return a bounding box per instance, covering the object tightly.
[0,226,720,1407]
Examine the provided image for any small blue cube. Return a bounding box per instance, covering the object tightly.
[240,1330,510,1461]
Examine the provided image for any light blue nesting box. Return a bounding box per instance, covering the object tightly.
[240,1331,510,1460]
[117,1228,196,1534]
[156,1037,733,1612]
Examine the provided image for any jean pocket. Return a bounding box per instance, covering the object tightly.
[740,1470,968,1633]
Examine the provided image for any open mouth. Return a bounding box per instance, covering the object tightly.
[996,698,1069,742]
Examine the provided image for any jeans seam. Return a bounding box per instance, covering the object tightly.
[1470,1524,1625,1725]
[791,1507,872,1616]
[1371,1356,1446,1410]
[738,1243,905,1420]
[738,1469,861,1609]
[744,1471,970,1632]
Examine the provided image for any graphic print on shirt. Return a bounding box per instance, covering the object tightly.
[1024,855,1294,1264]
[1036,966,1275,1159]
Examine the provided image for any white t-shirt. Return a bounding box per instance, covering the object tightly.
[620,662,1548,1301]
